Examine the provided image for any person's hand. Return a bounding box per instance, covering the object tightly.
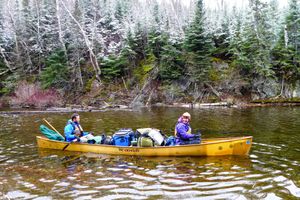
[72,138,78,142]
[74,132,81,137]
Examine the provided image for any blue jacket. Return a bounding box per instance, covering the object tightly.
[64,120,88,142]
[175,117,194,145]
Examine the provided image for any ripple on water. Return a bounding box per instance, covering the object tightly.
[194,180,251,191]
[145,169,163,176]
[163,185,198,192]
[206,175,237,181]
[285,180,300,198]
[244,174,264,179]
[97,194,147,200]
[110,188,140,195]
[39,178,56,183]
[159,178,188,185]
[107,167,130,172]
[96,177,124,182]
[5,190,37,199]
[264,193,282,200]
[129,174,156,182]
[95,184,119,190]
[70,189,99,197]
[83,169,92,173]
[55,182,70,187]
[111,188,165,197]
[72,184,89,189]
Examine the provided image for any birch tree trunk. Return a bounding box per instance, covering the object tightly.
[0,46,13,71]
[55,0,67,56]
[59,0,101,83]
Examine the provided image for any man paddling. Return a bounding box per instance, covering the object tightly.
[64,113,90,142]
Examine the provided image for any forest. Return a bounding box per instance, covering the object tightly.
[0,0,299,108]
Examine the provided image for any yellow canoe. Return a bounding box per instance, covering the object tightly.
[36,136,252,157]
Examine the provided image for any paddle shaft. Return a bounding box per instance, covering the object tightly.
[43,118,64,138]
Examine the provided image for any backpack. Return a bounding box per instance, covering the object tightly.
[87,135,103,144]
[148,129,165,146]
[136,128,165,146]
[101,134,113,145]
[138,136,154,147]
[112,129,134,146]
[39,125,65,141]
[165,136,176,146]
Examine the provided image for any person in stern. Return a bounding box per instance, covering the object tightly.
[64,113,93,142]
[175,112,197,145]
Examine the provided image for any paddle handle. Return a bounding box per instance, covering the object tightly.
[43,118,64,138]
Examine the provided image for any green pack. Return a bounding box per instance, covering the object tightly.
[39,125,65,141]
[88,135,102,144]
[138,137,154,147]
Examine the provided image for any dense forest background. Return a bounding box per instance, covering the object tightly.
[0,0,300,108]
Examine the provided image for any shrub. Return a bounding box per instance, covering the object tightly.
[10,81,63,108]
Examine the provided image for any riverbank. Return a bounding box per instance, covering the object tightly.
[2,100,300,114]
[2,80,300,111]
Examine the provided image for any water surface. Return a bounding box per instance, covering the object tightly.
[0,107,299,199]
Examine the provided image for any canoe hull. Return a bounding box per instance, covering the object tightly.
[36,136,252,157]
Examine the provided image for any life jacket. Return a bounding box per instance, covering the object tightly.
[174,117,191,136]
[174,126,191,136]
[66,119,84,135]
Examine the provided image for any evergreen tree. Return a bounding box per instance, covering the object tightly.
[272,0,300,85]
[231,0,275,77]
[132,23,147,61]
[212,10,231,59]
[147,29,168,61]
[0,4,5,71]
[147,2,168,61]
[40,50,69,89]
[118,30,140,76]
[158,40,185,81]
[183,0,213,82]
[115,0,126,23]
[285,0,300,53]
[40,0,59,53]
[272,29,299,85]
[101,55,123,79]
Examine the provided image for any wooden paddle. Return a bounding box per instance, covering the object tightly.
[43,118,64,139]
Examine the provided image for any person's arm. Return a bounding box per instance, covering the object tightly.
[64,124,77,142]
[82,132,89,136]
[176,123,194,139]
[77,124,90,136]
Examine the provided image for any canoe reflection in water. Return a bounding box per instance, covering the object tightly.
[38,148,252,173]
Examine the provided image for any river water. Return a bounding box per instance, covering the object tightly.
[0,107,299,199]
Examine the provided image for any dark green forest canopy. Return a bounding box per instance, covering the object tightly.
[0,0,299,105]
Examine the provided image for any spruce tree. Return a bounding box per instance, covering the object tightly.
[272,29,298,85]
[183,0,213,82]
[40,50,69,89]
[232,0,275,77]
[272,0,300,85]
[285,0,300,53]
[147,2,167,61]
[159,40,184,81]
[212,10,231,59]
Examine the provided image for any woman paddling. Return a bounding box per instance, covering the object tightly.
[175,112,198,145]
